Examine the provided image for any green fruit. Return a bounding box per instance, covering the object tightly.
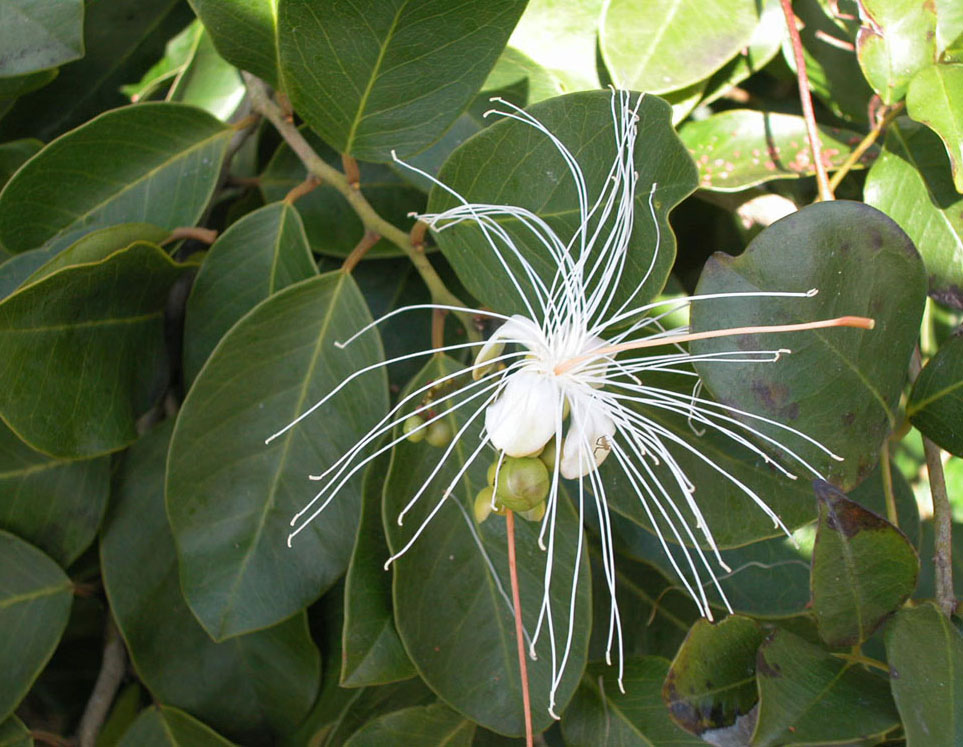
[474,487,495,523]
[538,437,559,471]
[493,456,549,512]
[403,414,425,442]
[519,502,546,522]
[424,420,452,447]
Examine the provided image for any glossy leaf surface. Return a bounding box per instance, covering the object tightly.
[908,335,963,456]
[856,0,937,103]
[0,0,83,76]
[906,63,963,192]
[187,0,279,86]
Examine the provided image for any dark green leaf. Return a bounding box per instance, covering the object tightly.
[906,63,963,192]
[662,615,765,736]
[810,480,918,647]
[428,90,696,317]
[0,420,108,566]
[277,0,528,162]
[0,715,30,747]
[563,657,703,746]
[600,0,759,94]
[0,139,41,190]
[167,272,388,639]
[187,0,280,87]
[856,0,938,104]
[753,629,898,745]
[680,110,878,192]
[0,0,83,77]
[343,703,475,746]
[102,422,320,740]
[183,202,317,386]
[865,119,963,308]
[0,0,194,143]
[259,127,424,258]
[0,530,72,723]
[0,241,188,457]
[0,69,57,100]
[885,601,963,745]
[0,103,231,254]
[908,334,963,455]
[691,201,927,489]
[118,706,235,747]
[342,455,416,688]
[384,355,591,735]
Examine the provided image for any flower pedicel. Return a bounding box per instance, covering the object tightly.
[266,90,874,717]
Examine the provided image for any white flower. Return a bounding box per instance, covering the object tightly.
[266,90,873,717]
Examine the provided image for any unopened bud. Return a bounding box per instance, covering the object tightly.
[425,420,452,447]
[519,501,546,523]
[403,415,425,442]
[492,456,549,512]
[474,487,494,523]
[538,437,559,471]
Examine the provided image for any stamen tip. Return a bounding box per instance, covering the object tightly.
[286,535,293,548]
[618,681,626,695]
[831,453,845,462]
[806,288,819,297]
[720,561,733,573]
[334,340,346,349]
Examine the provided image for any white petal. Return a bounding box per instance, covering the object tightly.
[486,370,560,457]
[560,397,616,479]
[473,315,544,380]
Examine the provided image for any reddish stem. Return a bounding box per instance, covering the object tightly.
[506,510,534,747]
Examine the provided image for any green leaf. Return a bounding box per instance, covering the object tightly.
[507,0,603,91]
[0,530,72,723]
[885,601,963,745]
[936,0,963,55]
[865,119,963,307]
[277,0,528,162]
[342,703,475,746]
[259,127,424,258]
[167,272,388,639]
[102,422,320,739]
[662,616,765,736]
[187,0,280,87]
[427,90,696,317]
[384,355,591,735]
[0,715,31,747]
[908,334,963,455]
[0,241,189,457]
[0,420,108,566]
[0,139,41,191]
[183,202,317,386]
[0,103,231,254]
[562,657,703,746]
[0,0,83,77]
[752,629,898,745]
[680,110,878,192]
[0,0,194,143]
[0,69,57,101]
[118,706,235,747]
[166,25,245,121]
[691,201,927,490]
[341,454,416,688]
[906,64,963,193]
[600,0,759,94]
[856,0,938,104]
[810,480,919,647]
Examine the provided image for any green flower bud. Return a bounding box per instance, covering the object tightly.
[474,486,494,523]
[403,415,425,442]
[424,420,452,447]
[538,437,559,471]
[519,501,546,523]
[492,456,549,512]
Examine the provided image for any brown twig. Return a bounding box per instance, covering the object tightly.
[30,731,74,747]
[162,227,218,246]
[76,619,126,747]
[341,154,361,188]
[828,101,903,192]
[779,0,834,201]
[431,308,447,350]
[505,509,534,747]
[284,175,321,204]
[342,231,381,273]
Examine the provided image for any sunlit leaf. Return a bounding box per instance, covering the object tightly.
[856,0,938,103]
[906,63,963,192]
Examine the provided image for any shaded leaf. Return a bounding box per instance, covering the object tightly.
[384,355,590,735]
[0,69,57,101]
[102,422,320,740]
[343,703,475,746]
[600,0,758,94]
[167,272,387,639]
[0,0,194,143]
[810,480,918,647]
[662,615,765,736]
[0,0,83,77]
[680,110,878,192]
[906,63,963,192]
[0,103,230,254]
[0,139,41,190]
[118,706,235,747]
[691,201,926,490]
[908,334,963,456]
[885,601,963,745]
[183,202,317,386]
[856,0,938,104]
[0,420,108,566]
[342,454,416,688]
[865,119,963,308]
[0,530,72,723]
[187,0,279,87]
[0,716,30,747]
[278,0,528,162]
[428,90,697,317]
[0,241,188,457]
[259,127,424,258]
[563,657,703,746]
[752,629,898,745]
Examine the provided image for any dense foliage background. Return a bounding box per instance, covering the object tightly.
[1,0,962,745]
